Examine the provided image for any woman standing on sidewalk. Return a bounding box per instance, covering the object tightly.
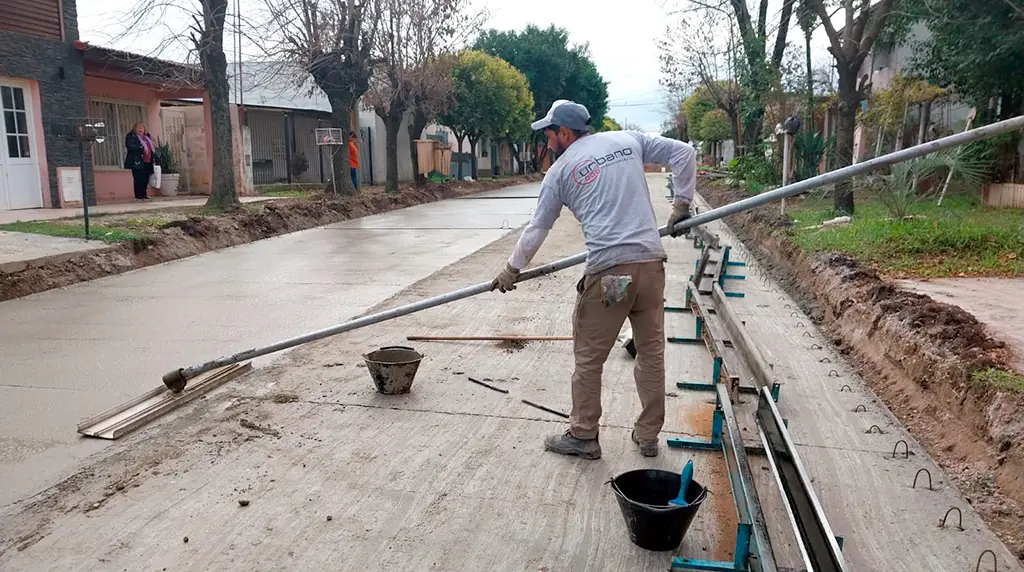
[124,122,156,201]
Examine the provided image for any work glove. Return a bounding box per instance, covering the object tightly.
[491,262,520,293]
[667,201,692,238]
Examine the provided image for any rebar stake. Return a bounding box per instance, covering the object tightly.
[939,507,963,530]
[913,468,933,490]
[892,440,909,459]
[866,424,883,434]
[810,344,823,350]
[975,549,997,572]
[828,370,841,378]
[840,385,853,393]
[853,404,867,412]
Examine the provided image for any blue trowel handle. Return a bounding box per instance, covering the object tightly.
[670,460,694,507]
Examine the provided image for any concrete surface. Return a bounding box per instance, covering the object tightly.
[0,231,110,273]
[689,194,1024,572]
[0,196,273,225]
[0,176,1019,572]
[0,179,739,572]
[0,184,537,507]
[897,277,1024,372]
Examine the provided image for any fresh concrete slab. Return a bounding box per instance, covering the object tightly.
[0,181,734,572]
[0,230,110,273]
[0,184,537,507]
[1,176,1019,571]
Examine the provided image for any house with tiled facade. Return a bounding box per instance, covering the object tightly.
[0,0,216,213]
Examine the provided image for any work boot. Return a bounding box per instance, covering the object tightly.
[544,430,601,460]
[632,430,659,458]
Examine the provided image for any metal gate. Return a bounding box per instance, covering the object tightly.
[247,110,287,184]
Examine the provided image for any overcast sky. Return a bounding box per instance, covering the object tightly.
[76,0,835,133]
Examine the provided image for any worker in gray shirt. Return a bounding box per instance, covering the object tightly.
[491,99,696,459]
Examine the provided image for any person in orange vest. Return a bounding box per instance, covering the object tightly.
[348,131,360,190]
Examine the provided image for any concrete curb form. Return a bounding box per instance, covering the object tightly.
[712,282,775,390]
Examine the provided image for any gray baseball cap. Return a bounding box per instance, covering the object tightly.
[531,100,591,131]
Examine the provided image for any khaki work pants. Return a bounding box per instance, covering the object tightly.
[569,261,666,441]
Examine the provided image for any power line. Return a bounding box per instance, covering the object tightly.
[608,101,665,108]
[607,89,666,103]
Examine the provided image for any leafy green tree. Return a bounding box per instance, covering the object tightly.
[474,25,608,124]
[473,25,609,169]
[598,117,622,132]
[682,87,717,140]
[908,0,1024,115]
[439,51,534,179]
[699,109,732,165]
[699,109,732,142]
[901,0,1024,181]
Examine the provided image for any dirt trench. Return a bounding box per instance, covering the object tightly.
[0,176,540,302]
[700,183,1024,562]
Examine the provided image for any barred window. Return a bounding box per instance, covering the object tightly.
[88,99,147,167]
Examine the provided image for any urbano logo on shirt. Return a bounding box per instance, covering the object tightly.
[571,147,635,185]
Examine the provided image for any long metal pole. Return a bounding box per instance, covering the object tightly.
[163,115,1024,391]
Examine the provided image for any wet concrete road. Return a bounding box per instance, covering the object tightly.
[0,184,539,507]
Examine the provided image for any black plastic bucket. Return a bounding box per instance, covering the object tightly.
[609,469,708,551]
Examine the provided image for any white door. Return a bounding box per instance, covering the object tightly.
[0,82,44,210]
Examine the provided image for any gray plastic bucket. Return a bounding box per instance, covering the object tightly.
[363,346,423,395]
[609,469,708,551]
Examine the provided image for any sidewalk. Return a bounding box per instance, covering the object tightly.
[0,196,273,225]
[0,196,276,274]
[0,231,111,274]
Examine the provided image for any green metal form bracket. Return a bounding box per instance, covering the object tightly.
[667,384,776,571]
[677,356,722,389]
[668,317,704,345]
[667,399,724,451]
[672,523,751,571]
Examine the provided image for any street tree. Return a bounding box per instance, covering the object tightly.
[661,0,794,152]
[406,56,458,185]
[699,109,733,165]
[364,0,477,192]
[659,10,741,148]
[117,0,239,209]
[439,51,534,179]
[796,0,818,129]
[908,0,1024,180]
[264,0,382,195]
[805,0,899,214]
[860,74,945,152]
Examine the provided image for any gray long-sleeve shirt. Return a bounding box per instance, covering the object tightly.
[508,131,697,275]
